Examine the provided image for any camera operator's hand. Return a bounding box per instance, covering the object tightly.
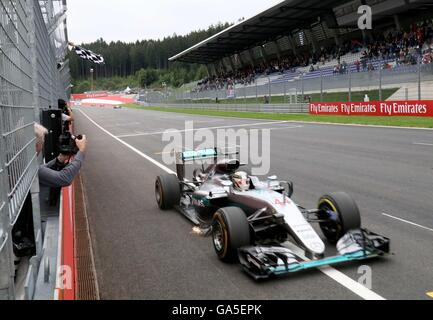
[65,106,74,121]
[75,135,88,154]
[57,154,71,164]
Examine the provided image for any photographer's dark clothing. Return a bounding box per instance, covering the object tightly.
[38,152,85,188]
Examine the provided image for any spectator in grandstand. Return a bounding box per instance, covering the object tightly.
[333,65,339,75]
[422,39,433,53]
[355,60,361,72]
[423,50,433,65]
[34,123,88,188]
[193,18,433,93]
[383,62,393,70]
[341,61,348,74]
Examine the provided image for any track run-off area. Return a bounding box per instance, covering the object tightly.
[74,106,433,300]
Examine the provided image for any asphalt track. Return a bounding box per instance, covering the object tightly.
[74,106,433,300]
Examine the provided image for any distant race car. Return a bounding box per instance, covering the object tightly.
[155,148,390,280]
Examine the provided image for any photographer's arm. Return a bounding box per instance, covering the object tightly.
[39,152,85,188]
[39,136,87,188]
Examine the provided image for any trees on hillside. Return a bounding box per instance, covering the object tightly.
[69,23,231,91]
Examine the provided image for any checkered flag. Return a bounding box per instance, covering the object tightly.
[73,45,105,65]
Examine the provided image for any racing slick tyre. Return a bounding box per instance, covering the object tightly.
[155,174,181,210]
[212,207,251,263]
[318,192,361,243]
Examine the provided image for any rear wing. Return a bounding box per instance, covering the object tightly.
[176,148,239,164]
[179,148,218,163]
[175,147,239,181]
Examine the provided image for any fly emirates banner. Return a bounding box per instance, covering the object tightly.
[309,101,433,117]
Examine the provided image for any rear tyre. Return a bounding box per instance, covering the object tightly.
[318,192,361,243]
[155,174,181,210]
[212,207,251,262]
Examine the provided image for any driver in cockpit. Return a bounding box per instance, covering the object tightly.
[231,171,251,192]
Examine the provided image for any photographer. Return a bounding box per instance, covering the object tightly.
[58,99,74,129]
[35,123,87,188]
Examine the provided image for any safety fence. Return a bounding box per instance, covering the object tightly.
[147,103,310,114]
[0,0,70,300]
[151,61,433,105]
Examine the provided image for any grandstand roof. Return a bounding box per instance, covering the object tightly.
[169,0,433,65]
[169,0,349,64]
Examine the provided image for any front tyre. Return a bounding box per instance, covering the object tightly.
[155,174,181,210]
[318,192,361,243]
[212,207,251,262]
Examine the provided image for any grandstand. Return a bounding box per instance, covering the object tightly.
[169,0,433,102]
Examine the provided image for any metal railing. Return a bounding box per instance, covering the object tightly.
[158,61,433,106]
[147,103,310,114]
[0,0,70,300]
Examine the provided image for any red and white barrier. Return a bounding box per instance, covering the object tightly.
[71,93,135,107]
[309,100,433,117]
[70,92,109,100]
[54,185,76,300]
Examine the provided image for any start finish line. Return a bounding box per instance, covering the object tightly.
[309,101,433,117]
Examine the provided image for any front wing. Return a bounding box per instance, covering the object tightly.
[238,229,390,280]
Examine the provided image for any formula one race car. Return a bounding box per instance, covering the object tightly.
[155,148,390,280]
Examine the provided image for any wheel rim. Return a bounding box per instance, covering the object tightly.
[155,181,162,204]
[319,203,341,239]
[213,220,225,253]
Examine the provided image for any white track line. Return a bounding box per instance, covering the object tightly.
[78,110,176,175]
[413,142,433,146]
[285,121,433,131]
[382,213,433,233]
[116,121,295,138]
[78,108,386,301]
[285,243,385,300]
[139,107,433,131]
[265,125,304,131]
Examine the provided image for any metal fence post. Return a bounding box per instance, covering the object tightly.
[349,67,352,102]
[284,81,287,104]
[0,121,15,301]
[301,73,305,102]
[320,70,323,102]
[379,62,383,101]
[255,80,258,104]
[418,57,421,100]
[268,77,272,104]
[28,0,43,262]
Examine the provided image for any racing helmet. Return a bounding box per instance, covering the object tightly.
[232,171,250,192]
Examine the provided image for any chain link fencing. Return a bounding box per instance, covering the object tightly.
[0,0,70,300]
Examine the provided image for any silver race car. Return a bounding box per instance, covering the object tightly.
[155,148,390,280]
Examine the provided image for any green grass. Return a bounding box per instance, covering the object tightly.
[124,104,433,128]
[178,88,399,104]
